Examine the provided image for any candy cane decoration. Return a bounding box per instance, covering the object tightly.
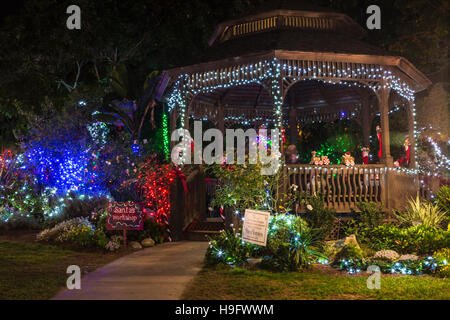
[219,206,225,222]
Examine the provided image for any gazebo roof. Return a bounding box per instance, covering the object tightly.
[202,29,391,64]
[166,3,431,96]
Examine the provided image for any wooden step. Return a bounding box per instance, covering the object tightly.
[185,230,222,241]
[184,220,225,241]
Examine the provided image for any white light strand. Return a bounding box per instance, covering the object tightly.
[167,58,419,169]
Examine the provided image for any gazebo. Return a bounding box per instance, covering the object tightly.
[165,2,431,214]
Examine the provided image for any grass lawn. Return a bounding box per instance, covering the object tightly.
[182,265,450,300]
[0,234,129,300]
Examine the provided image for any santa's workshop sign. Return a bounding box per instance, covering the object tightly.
[106,202,144,231]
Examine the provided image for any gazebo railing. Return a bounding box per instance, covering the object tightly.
[284,164,386,213]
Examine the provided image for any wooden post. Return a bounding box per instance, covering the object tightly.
[184,104,190,131]
[361,94,371,147]
[169,108,177,150]
[218,101,225,136]
[376,86,393,166]
[407,100,417,168]
[288,105,297,145]
[169,176,185,241]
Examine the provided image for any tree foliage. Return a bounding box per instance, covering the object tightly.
[0,0,446,147]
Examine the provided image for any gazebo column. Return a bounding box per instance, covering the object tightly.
[376,86,393,166]
[169,107,178,150]
[184,104,190,130]
[217,101,225,135]
[407,100,417,168]
[288,106,297,145]
[361,95,371,147]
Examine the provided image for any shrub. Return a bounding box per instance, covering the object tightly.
[37,217,108,248]
[332,243,364,266]
[433,248,450,278]
[209,160,273,218]
[205,229,255,266]
[125,216,168,243]
[300,193,335,242]
[60,195,109,221]
[0,207,41,232]
[356,201,385,228]
[436,186,450,216]
[261,215,324,271]
[368,224,450,254]
[394,195,446,228]
[37,217,91,242]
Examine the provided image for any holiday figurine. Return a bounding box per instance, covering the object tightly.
[394,136,411,167]
[310,151,322,165]
[361,147,370,164]
[341,152,355,166]
[321,156,330,165]
[286,145,299,164]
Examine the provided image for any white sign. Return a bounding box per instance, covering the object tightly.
[242,209,270,246]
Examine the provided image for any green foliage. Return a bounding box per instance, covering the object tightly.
[209,161,273,214]
[436,186,450,216]
[261,215,324,271]
[0,211,41,232]
[332,244,364,266]
[394,195,446,228]
[61,196,109,221]
[125,217,169,244]
[368,224,450,254]
[65,224,108,248]
[205,215,324,272]
[433,248,450,278]
[356,201,385,228]
[205,229,255,266]
[96,66,163,141]
[338,255,447,276]
[37,217,108,249]
[299,193,335,241]
[297,119,362,164]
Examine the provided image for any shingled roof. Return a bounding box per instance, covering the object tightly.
[166,2,431,93]
[201,29,391,64]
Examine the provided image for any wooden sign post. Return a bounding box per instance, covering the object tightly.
[106,202,144,247]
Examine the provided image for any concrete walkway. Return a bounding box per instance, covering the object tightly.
[54,241,209,300]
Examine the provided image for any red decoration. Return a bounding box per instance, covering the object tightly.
[172,167,188,193]
[135,159,176,241]
[394,137,411,167]
[361,147,370,164]
[376,126,382,158]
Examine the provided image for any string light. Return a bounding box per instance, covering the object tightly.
[167,58,420,171]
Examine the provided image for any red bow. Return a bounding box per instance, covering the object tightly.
[172,167,188,193]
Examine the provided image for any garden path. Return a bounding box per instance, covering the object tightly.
[53,241,209,300]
